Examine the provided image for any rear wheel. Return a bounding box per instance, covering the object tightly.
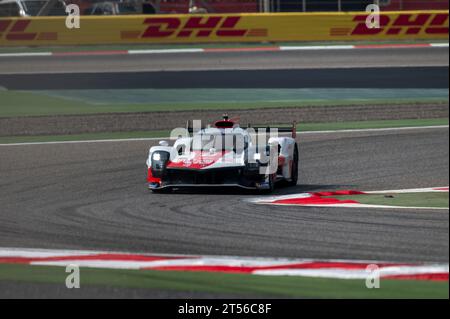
[287,144,299,186]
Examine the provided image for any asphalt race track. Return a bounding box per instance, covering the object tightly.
[0,47,448,74]
[0,128,448,263]
[0,66,448,90]
[0,46,448,297]
[0,47,448,89]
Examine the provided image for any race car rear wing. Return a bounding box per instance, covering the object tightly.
[248,121,297,139]
[185,117,297,139]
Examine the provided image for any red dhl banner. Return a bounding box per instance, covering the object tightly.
[0,11,448,46]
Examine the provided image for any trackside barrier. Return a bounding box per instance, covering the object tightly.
[0,11,448,46]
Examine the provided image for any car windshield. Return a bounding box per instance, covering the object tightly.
[192,133,245,152]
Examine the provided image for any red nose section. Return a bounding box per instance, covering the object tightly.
[167,150,229,170]
[147,168,161,183]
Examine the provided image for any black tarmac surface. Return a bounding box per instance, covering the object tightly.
[0,128,448,263]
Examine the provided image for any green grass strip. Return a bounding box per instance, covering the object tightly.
[0,89,447,117]
[0,264,447,298]
[0,131,168,144]
[296,118,448,131]
[0,119,447,144]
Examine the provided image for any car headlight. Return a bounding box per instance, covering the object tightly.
[152,153,161,161]
[151,151,170,178]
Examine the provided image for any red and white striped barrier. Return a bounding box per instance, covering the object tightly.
[250,187,449,209]
[0,248,447,281]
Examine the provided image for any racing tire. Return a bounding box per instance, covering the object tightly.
[287,143,299,187]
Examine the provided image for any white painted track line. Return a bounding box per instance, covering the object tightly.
[296,125,449,135]
[280,45,355,50]
[128,48,204,54]
[0,125,448,146]
[0,52,52,57]
[430,43,450,48]
[0,42,447,58]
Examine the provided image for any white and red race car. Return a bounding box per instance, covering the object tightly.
[146,115,299,193]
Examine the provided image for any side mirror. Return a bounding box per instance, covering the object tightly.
[159,140,169,147]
